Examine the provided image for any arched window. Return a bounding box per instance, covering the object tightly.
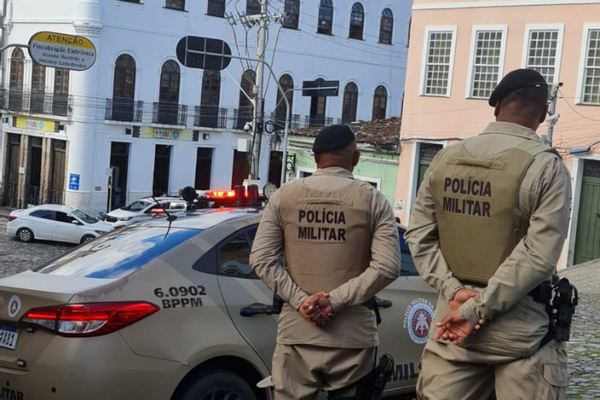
[372,86,387,120]
[247,0,261,15]
[309,78,327,127]
[275,74,294,128]
[199,70,221,128]
[157,60,181,124]
[237,69,256,130]
[53,69,70,116]
[114,55,136,100]
[30,63,46,113]
[111,54,136,121]
[379,8,394,45]
[159,60,180,104]
[349,3,364,40]
[283,0,300,30]
[9,48,24,110]
[341,82,358,124]
[317,0,333,35]
[207,0,225,17]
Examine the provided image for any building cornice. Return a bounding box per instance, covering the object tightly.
[413,0,600,10]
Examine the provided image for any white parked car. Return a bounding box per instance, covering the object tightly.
[104,197,188,228]
[7,204,114,244]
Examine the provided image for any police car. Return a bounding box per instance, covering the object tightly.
[0,188,436,400]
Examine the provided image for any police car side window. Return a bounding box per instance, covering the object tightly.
[400,252,418,276]
[219,230,258,279]
[30,210,54,220]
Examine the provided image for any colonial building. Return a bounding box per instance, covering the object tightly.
[397,0,600,267]
[0,0,410,214]
[283,118,401,205]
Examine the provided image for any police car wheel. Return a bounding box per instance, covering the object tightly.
[81,234,95,244]
[178,370,257,400]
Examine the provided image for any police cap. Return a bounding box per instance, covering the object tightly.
[312,124,356,154]
[488,68,548,107]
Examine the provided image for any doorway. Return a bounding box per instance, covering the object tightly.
[574,160,600,264]
[195,148,213,190]
[110,142,130,209]
[231,150,250,188]
[26,137,43,205]
[3,133,21,207]
[48,139,66,204]
[153,145,172,196]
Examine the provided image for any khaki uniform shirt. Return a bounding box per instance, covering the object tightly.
[405,122,571,357]
[250,167,400,348]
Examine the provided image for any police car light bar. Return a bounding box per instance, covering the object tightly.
[205,190,237,199]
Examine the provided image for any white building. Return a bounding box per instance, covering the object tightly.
[0,0,409,215]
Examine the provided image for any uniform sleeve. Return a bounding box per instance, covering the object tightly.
[459,157,572,326]
[249,190,308,311]
[404,161,465,302]
[327,191,401,313]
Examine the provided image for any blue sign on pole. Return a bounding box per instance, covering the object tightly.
[69,174,80,191]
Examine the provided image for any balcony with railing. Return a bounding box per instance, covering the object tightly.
[152,102,187,126]
[305,115,334,128]
[270,111,301,130]
[105,98,144,123]
[194,106,227,129]
[0,88,72,117]
[233,106,254,130]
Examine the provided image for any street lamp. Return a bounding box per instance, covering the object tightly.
[270,133,282,152]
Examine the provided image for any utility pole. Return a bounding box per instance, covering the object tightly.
[545,82,563,147]
[250,0,269,181]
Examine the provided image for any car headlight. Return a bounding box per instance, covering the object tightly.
[94,230,107,235]
[118,216,133,221]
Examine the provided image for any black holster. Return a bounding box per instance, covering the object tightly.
[328,354,394,400]
[540,277,578,348]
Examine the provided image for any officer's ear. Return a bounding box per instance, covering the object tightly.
[494,103,501,117]
[539,103,549,124]
[353,150,360,166]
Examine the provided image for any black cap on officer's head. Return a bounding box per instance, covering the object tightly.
[312,124,356,154]
[488,69,548,107]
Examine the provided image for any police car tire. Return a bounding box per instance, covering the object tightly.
[17,228,34,242]
[178,370,257,400]
[81,234,96,244]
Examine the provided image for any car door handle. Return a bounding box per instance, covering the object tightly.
[240,303,277,317]
[376,299,393,309]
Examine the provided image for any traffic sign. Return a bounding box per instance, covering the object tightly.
[302,80,339,97]
[176,36,232,71]
[69,174,80,191]
[28,31,96,71]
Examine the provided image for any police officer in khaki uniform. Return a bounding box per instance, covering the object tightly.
[405,69,571,400]
[250,125,400,400]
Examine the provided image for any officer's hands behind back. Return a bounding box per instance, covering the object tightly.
[299,292,334,327]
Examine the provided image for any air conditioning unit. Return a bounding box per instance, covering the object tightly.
[237,138,251,152]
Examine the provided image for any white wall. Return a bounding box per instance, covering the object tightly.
[2,0,410,214]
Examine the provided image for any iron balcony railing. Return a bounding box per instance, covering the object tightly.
[194,106,228,129]
[105,98,144,123]
[25,185,41,206]
[305,115,334,128]
[0,88,72,117]
[233,106,254,130]
[152,102,188,126]
[270,111,301,130]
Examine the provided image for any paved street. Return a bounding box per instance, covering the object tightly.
[0,212,598,399]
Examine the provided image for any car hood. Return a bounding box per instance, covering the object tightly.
[88,220,115,232]
[106,208,140,218]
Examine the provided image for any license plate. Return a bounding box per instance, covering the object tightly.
[0,325,19,350]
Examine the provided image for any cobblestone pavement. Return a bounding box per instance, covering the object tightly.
[0,213,598,399]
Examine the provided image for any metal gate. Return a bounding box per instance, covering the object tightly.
[3,133,21,207]
[574,160,600,265]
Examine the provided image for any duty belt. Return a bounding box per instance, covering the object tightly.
[461,280,553,304]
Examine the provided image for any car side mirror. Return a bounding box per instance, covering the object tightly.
[71,220,81,225]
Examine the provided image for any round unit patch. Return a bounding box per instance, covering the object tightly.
[403,298,434,344]
[8,295,22,318]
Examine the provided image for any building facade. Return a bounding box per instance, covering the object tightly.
[0,0,410,215]
[285,118,401,206]
[397,0,600,267]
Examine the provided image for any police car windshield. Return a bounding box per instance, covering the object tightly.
[121,200,152,211]
[33,226,202,279]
